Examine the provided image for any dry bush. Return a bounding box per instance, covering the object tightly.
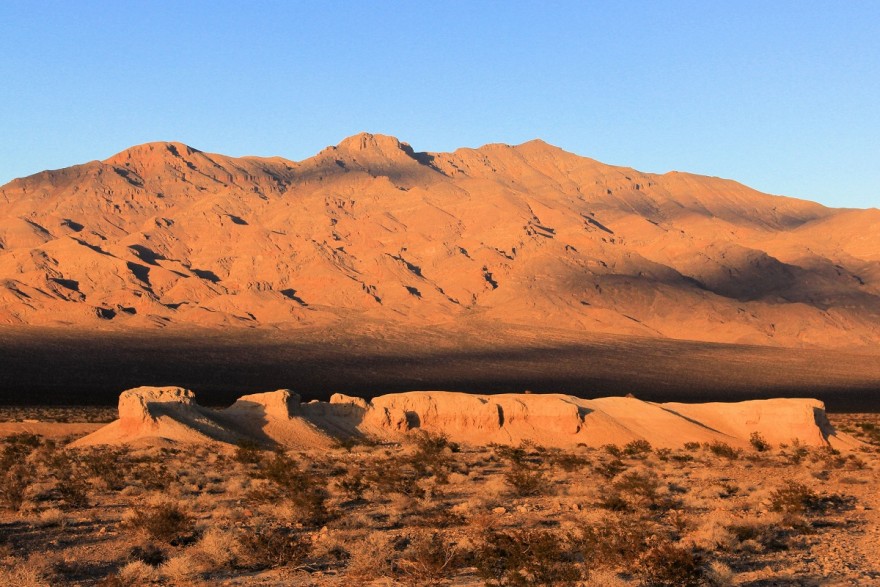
[0,433,42,511]
[613,470,661,509]
[475,528,583,586]
[115,560,158,586]
[595,457,627,479]
[236,524,311,570]
[575,516,654,570]
[127,501,195,544]
[78,447,130,491]
[0,560,50,587]
[704,442,740,460]
[622,439,652,458]
[636,541,705,587]
[253,451,329,524]
[395,530,462,586]
[550,451,590,472]
[344,533,395,581]
[335,468,371,501]
[749,431,771,452]
[233,439,264,465]
[504,460,548,497]
[192,526,240,569]
[0,464,31,511]
[768,480,852,515]
[366,459,426,498]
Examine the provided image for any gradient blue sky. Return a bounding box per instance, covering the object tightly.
[1,1,877,208]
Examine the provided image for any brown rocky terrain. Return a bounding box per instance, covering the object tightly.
[2,133,879,349]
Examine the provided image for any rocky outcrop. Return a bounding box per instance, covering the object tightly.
[71,387,862,451]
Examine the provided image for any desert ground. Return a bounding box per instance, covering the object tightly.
[1,388,879,587]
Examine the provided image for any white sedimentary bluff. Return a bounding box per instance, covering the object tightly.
[72,386,861,450]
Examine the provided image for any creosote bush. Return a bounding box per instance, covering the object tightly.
[237,524,311,570]
[127,502,195,544]
[705,442,740,460]
[749,431,771,452]
[395,531,462,586]
[476,528,582,586]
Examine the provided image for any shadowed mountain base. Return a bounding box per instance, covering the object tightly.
[2,325,878,411]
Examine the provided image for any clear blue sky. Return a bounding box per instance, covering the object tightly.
[1,1,878,208]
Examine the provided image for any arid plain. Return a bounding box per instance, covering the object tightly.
[1,135,879,585]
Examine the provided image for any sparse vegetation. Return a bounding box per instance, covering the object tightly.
[0,411,876,585]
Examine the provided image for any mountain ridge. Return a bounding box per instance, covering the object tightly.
[1,133,878,349]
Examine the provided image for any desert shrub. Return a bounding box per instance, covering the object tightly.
[237,524,311,570]
[597,490,630,512]
[79,448,130,491]
[749,432,770,452]
[129,458,174,491]
[577,517,655,569]
[623,439,652,458]
[769,481,819,515]
[595,458,627,479]
[655,448,672,461]
[45,451,89,508]
[493,443,528,464]
[855,421,880,445]
[705,442,740,460]
[336,470,371,501]
[718,482,739,499]
[56,475,89,509]
[257,452,328,523]
[367,460,426,498]
[549,451,590,472]
[682,442,701,451]
[127,502,195,544]
[475,528,582,586]
[0,464,31,510]
[782,439,810,464]
[504,461,548,497]
[1,433,41,464]
[603,444,623,458]
[95,574,125,587]
[636,541,705,587]
[233,439,264,465]
[129,542,167,566]
[768,480,852,515]
[409,431,457,482]
[614,471,661,508]
[726,520,791,552]
[395,531,462,586]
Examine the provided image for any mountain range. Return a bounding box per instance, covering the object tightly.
[2,133,878,349]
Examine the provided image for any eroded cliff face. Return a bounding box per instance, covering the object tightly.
[2,134,879,348]
[71,387,862,451]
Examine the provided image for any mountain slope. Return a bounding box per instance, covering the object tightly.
[1,133,878,348]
